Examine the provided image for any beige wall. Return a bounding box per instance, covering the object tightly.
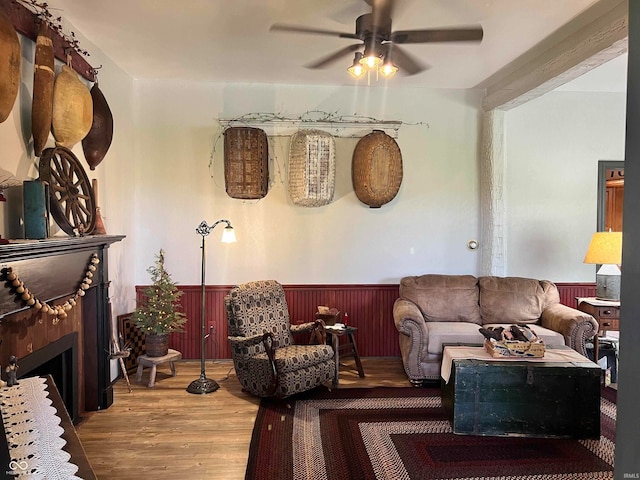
[131,81,483,287]
[505,90,626,282]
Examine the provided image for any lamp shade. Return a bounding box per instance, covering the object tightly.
[221,226,236,243]
[583,232,622,265]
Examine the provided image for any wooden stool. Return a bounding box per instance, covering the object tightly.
[326,326,365,386]
[136,349,182,387]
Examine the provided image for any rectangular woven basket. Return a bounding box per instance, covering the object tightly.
[484,339,546,358]
[223,127,269,199]
[288,130,336,207]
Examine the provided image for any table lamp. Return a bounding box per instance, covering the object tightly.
[583,231,622,301]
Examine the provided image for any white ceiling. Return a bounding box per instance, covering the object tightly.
[44,0,624,90]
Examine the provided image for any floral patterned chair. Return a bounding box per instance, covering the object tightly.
[225,280,335,398]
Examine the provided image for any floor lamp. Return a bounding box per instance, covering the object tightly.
[187,219,236,394]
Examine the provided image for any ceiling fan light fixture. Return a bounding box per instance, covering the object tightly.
[348,52,367,78]
[379,58,398,78]
[360,53,382,69]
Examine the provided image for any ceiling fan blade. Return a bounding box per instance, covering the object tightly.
[270,23,359,39]
[391,26,483,44]
[305,44,362,69]
[384,44,428,76]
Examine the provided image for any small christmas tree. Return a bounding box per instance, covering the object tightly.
[132,249,187,335]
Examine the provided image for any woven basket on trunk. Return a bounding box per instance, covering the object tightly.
[352,130,403,208]
[224,127,269,199]
[288,130,336,207]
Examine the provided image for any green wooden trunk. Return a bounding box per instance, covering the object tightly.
[441,356,601,439]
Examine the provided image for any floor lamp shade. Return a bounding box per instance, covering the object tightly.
[583,232,622,301]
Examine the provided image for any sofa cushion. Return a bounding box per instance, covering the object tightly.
[426,322,485,354]
[479,277,558,325]
[400,274,481,324]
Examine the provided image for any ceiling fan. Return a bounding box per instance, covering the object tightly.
[270,0,483,78]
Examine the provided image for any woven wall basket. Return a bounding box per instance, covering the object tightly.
[224,127,269,199]
[288,129,336,207]
[0,7,20,124]
[352,130,403,208]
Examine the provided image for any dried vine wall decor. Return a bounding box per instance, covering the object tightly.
[0,0,97,81]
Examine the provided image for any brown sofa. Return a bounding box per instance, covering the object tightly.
[393,274,598,385]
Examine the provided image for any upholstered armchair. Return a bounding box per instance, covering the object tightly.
[225,280,335,398]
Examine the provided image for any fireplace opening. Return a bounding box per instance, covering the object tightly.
[17,332,79,422]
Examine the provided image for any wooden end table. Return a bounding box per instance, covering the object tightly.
[325,325,365,386]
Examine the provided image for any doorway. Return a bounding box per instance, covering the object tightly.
[597,160,624,232]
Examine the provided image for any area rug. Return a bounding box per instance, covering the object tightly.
[245,386,616,480]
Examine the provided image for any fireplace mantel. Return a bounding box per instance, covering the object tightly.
[0,235,125,263]
[0,235,124,415]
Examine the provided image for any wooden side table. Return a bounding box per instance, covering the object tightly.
[136,349,182,387]
[576,297,620,364]
[326,326,365,386]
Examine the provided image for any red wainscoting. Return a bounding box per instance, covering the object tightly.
[135,282,595,360]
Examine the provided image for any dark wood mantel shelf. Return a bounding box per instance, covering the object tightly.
[0,234,124,413]
[0,235,125,262]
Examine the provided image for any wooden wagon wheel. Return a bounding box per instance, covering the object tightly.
[39,146,96,235]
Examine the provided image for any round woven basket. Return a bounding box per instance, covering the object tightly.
[288,129,336,207]
[352,130,403,208]
[0,8,20,124]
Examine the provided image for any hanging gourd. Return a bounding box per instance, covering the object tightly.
[52,65,93,148]
[0,7,20,123]
[82,83,114,170]
[31,23,55,156]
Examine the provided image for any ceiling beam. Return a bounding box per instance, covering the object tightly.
[479,0,628,111]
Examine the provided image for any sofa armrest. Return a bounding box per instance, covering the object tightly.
[393,299,426,334]
[541,304,598,356]
[393,298,432,382]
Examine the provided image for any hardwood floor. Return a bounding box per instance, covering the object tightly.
[76,357,411,479]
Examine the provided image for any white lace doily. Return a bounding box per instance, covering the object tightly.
[0,376,82,479]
